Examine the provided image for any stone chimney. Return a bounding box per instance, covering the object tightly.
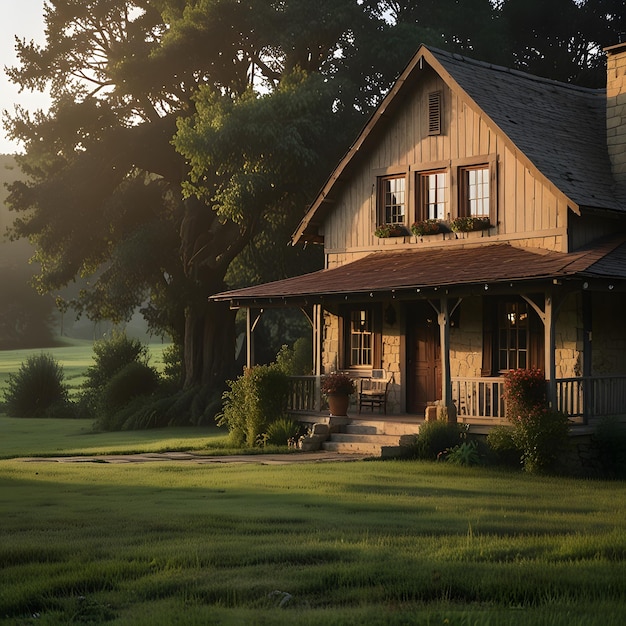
[606,42,626,201]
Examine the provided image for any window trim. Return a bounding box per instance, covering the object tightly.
[417,169,449,221]
[457,156,497,224]
[377,173,407,226]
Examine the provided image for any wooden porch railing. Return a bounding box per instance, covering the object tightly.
[451,377,505,420]
[287,376,319,412]
[288,375,626,422]
[556,376,626,421]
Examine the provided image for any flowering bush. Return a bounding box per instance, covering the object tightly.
[502,368,569,473]
[503,367,546,421]
[410,219,443,236]
[321,373,355,395]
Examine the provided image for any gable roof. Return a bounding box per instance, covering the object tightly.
[212,236,626,306]
[293,45,621,244]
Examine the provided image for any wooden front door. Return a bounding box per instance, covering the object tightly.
[407,302,441,414]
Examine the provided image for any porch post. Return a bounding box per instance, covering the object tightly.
[245,306,254,369]
[313,303,322,412]
[544,291,557,408]
[438,296,455,422]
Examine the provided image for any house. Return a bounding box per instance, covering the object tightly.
[212,43,626,428]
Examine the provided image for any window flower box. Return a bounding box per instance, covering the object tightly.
[449,216,491,232]
[411,219,445,236]
[375,224,407,238]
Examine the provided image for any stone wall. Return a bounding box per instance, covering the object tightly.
[554,292,583,379]
[449,297,483,378]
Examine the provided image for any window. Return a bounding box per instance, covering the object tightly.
[379,175,406,225]
[482,297,543,377]
[419,171,448,220]
[349,309,373,367]
[461,165,490,217]
[343,306,382,369]
[498,300,528,371]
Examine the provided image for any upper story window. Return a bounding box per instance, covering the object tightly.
[379,175,406,225]
[419,171,448,220]
[461,165,490,217]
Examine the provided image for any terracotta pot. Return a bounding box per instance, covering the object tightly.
[327,393,350,416]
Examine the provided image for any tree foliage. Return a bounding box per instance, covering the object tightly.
[3,0,623,413]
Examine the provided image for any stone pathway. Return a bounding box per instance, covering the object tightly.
[19,450,371,465]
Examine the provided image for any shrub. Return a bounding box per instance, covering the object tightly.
[275,337,312,376]
[262,416,302,447]
[503,369,569,473]
[511,408,570,474]
[445,440,481,466]
[96,362,161,431]
[80,332,151,417]
[486,425,521,467]
[161,343,184,387]
[413,419,462,460]
[503,367,546,420]
[217,364,291,447]
[84,332,150,392]
[3,353,70,418]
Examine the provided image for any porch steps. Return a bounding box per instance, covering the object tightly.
[321,418,419,458]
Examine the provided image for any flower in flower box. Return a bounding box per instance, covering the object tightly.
[449,216,491,233]
[411,219,444,236]
[375,223,407,238]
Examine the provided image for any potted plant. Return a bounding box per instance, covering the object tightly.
[375,223,407,238]
[321,372,356,416]
[449,216,491,233]
[411,219,444,236]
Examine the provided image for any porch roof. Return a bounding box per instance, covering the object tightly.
[211,237,626,306]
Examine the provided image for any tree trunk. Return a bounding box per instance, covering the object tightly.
[183,297,237,389]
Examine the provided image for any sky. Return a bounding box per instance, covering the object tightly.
[0,0,48,154]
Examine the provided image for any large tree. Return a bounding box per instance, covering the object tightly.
[4,0,380,396]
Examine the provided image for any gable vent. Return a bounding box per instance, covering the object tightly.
[428,91,442,135]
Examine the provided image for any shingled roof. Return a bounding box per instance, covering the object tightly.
[212,237,626,305]
[432,48,619,212]
[293,45,623,244]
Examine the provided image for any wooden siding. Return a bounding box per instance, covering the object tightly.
[322,67,568,260]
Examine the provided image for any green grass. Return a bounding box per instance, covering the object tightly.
[0,416,231,459]
[0,339,172,399]
[1,454,626,624]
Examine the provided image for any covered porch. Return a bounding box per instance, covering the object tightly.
[211,238,626,428]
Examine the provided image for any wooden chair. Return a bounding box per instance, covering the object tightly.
[358,370,392,414]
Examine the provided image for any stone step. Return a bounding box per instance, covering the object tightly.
[330,432,402,445]
[322,440,411,458]
[345,421,420,437]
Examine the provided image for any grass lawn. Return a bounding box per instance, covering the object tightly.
[0,416,231,459]
[2,440,626,623]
